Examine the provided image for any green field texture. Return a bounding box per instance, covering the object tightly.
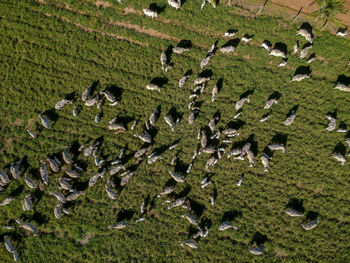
[1,0,350,262]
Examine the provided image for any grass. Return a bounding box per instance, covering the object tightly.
[0,0,350,262]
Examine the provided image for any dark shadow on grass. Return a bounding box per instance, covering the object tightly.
[183,69,193,78]
[212,186,217,201]
[165,45,173,64]
[286,198,304,212]
[243,33,254,40]
[333,142,346,155]
[32,189,44,206]
[199,69,213,78]
[164,179,177,188]
[221,209,242,222]
[239,89,254,99]
[9,185,24,198]
[308,53,316,61]
[222,38,240,48]
[230,135,253,152]
[336,74,350,86]
[285,105,299,119]
[72,180,89,192]
[175,185,191,199]
[189,199,205,217]
[168,107,183,123]
[208,40,218,55]
[22,211,49,226]
[270,133,288,146]
[0,232,24,244]
[326,109,337,119]
[216,77,224,93]
[273,42,287,55]
[200,216,212,229]
[105,84,123,101]
[117,209,135,221]
[226,120,245,130]
[338,121,347,130]
[305,211,318,221]
[248,134,258,155]
[268,91,282,101]
[43,109,59,123]
[262,39,272,49]
[177,39,192,48]
[187,225,199,239]
[250,231,267,246]
[150,77,168,87]
[225,28,238,35]
[149,3,166,14]
[64,91,78,102]
[294,66,311,76]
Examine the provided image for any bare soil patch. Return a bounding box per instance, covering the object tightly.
[275,248,288,258]
[95,1,112,8]
[269,0,350,27]
[107,20,181,42]
[123,6,142,16]
[78,233,92,245]
[14,118,23,126]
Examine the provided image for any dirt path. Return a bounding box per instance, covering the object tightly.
[268,0,350,27]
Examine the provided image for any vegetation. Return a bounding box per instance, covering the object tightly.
[0,0,350,262]
[313,0,347,29]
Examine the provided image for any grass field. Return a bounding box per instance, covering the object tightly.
[1,0,350,262]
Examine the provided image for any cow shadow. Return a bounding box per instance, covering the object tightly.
[165,45,173,64]
[250,231,267,246]
[222,38,240,48]
[338,121,347,130]
[150,77,168,87]
[268,91,282,100]
[239,89,254,99]
[225,28,238,35]
[189,199,205,218]
[336,74,350,85]
[221,209,242,222]
[286,197,304,212]
[333,142,346,155]
[199,69,213,78]
[175,185,191,199]
[285,105,299,118]
[273,42,287,54]
[177,39,192,48]
[305,211,318,221]
[105,84,123,101]
[64,91,78,102]
[294,66,311,76]
[117,209,135,221]
[21,211,49,226]
[326,109,337,119]
[149,3,166,14]
[43,109,59,122]
[226,120,245,130]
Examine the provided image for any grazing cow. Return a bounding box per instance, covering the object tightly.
[283,110,296,125]
[143,8,158,18]
[218,221,238,231]
[55,99,72,110]
[38,114,50,129]
[180,240,198,249]
[285,208,304,217]
[302,217,318,230]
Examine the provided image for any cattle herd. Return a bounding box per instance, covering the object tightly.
[1,1,350,261]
